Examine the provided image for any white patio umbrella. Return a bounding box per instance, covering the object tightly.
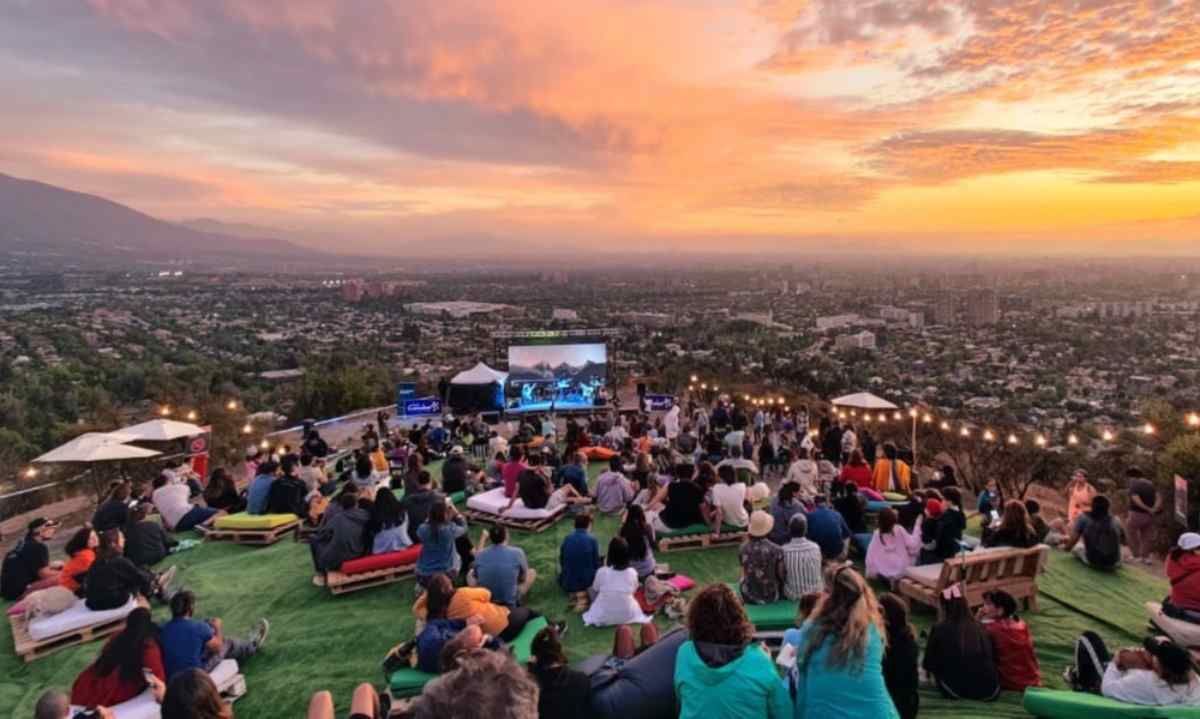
[108,419,206,442]
[33,432,162,464]
[830,392,899,410]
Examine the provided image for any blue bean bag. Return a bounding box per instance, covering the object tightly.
[582,628,689,719]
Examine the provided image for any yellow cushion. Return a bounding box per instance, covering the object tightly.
[214,512,298,530]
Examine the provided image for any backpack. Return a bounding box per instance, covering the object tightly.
[1081,516,1121,567]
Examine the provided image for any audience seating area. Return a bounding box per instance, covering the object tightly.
[10,596,139,663]
[898,544,1049,619]
[463,487,567,532]
[325,545,422,596]
[208,512,301,545]
[657,523,748,552]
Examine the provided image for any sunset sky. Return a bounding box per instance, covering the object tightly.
[3,1,1200,254]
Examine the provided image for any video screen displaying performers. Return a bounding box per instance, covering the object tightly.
[506,342,607,412]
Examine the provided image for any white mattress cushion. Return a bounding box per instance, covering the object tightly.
[209,658,240,690]
[903,562,943,588]
[69,660,241,719]
[28,597,138,641]
[466,487,564,520]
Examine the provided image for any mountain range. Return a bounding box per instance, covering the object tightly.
[0,173,319,263]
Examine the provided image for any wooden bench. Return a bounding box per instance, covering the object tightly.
[659,530,747,553]
[10,612,128,663]
[897,545,1049,620]
[324,563,416,596]
[205,519,299,546]
[461,508,564,533]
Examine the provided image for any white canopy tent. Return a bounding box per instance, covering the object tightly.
[831,392,899,410]
[450,362,508,385]
[109,419,206,442]
[448,362,508,413]
[33,433,161,464]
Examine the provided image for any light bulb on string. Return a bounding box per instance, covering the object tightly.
[159,405,171,417]
[908,408,919,418]
[242,423,253,434]
[24,467,37,479]
[1102,429,1115,442]
[960,427,970,437]
[226,400,239,411]
[923,414,933,424]
[893,411,902,421]
[186,410,197,421]
[1188,413,1200,428]
[1007,433,1019,445]
[983,429,995,442]
[1068,434,1079,445]
[1035,435,1047,447]
[690,375,698,383]
[940,421,950,431]
[1143,423,1156,436]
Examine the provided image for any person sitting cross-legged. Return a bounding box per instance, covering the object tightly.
[159,590,268,680]
[739,511,785,605]
[780,514,824,601]
[470,526,535,608]
[559,513,602,611]
[307,684,386,719]
[977,589,1041,692]
[1063,494,1125,571]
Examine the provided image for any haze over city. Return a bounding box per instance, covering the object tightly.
[2,0,1200,257]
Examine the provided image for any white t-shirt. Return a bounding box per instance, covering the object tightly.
[152,483,192,529]
[711,482,749,528]
[724,430,745,450]
[1102,663,1200,706]
[582,566,651,627]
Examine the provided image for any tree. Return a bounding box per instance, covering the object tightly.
[1158,433,1200,534]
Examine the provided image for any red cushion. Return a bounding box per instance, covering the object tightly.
[340,545,421,575]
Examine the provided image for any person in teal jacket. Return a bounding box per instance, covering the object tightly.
[782,565,900,719]
[674,583,791,719]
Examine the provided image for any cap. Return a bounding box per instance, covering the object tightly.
[1179,533,1200,552]
[28,517,59,533]
[925,499,944,518]
[1143,636,1193,677]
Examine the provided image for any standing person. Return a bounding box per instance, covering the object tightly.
[59,525,99,594]
[922,586,1001,701]
[782,567,900,719]
[593,456,635,515]
[471,526,535,608]
[865,508,921,584]
[780,515,824,601]
[1064,494,1125,570]
[739,511,785,605]
[821,420,844,467]
[879,593,919,719]
[124,503,178,568]
[978,590,1042,691]
[159,591,267,680]
[838,450,873,490]
[1065,469,1097,528]
[559,513,602,610]
[664,404,681,442]
[839,424,858,465]
[416,501,469,586]
[582,538,651,627]
[982,500,1040,549]
[1126,468,1162,565]
[3,518,64,602]
[674,584,790,719]
[70,607,166,709]
[619,505,658,580]
[860,429,877,466]
[872,443,912,495]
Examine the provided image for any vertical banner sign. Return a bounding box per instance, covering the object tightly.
[1175,475,1189,527]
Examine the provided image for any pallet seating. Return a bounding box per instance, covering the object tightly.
[463,487,566,533]
[324,546,422,596]
[385,616,548,713]
[68,659,246,718]
[897,544,1049,619]
[207,512,300,545]
[10,597,139,662]
[657,523,748,553]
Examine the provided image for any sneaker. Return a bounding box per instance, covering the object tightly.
[251,618,270,650]
[312,574,327,587]
[550,620,568,639]
[156,565,178,593]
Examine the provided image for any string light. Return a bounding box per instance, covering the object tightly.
[1068,434,1079,445]
[850,410,857,417]
[1102,429,1115,442]
[960,427,971,437]
[242,423,253,434]
[159,405,171,417]
[864,414,873,423]
[983,429,995,442]
[700,383,707,390]
[226,400,239,411]
[1189,413,1200,428]
[259,439,270,450]
[909,408,919,418]
[186,410,198,421]
[1008,433,1019,445]
[1035,434,1047,447]
[744,394,751,402]
[1143,423,1156,436]
[940,421,951,431]
[24,467,37,479]
[893,411,903,421]
[713,386,720,392]
[688,385,695,391]
[923,413,933,423]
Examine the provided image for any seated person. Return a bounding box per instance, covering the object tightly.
[59,526,99,594]
[864,508,920,583]
[977,590,1041,691]
[415,501,468,586]
[1025,499,1051,544]
[441,446,480,495]
[922,586,1000,701]
[557,451,590,496]
[832,480,867,535]
[71,608,166,709]
[366,488,411,555]
[780,514,824,600]
[85,529,175,611]
[151,474,220,533]
[767,482,804,546]
[161,669,230,719]
[400,471,444,545]
[410,647,540,718]
[710,465,749,531]
[880,593,919,719]
[501,447,529,499]
[559,513,602,609]
[202,469,244,514]
[593,456,635,514]
[1068,633,1200,706]
[470,526,535,608]
[739,511,785,605]
[1063,494,1124,570]
[918,492,965,566]
[583,538,652,627]
[981,500,1040,549]
[160,591,268,679]
[1,518,62,600]
[619,505,658,580]
[674,584,789,719]
[266,456,309,520]
[124,503,178,568]
[413,573,556,650]
[529,625,592,717]
[504,454,553,512]
[310,491,370,585]
[1165,532,1200,622]
[245,460,278,515]
[92,483,133,532]
[307,684,385,719]
[36,690,114,719]
[653,463,709,532]
[805,496,851,561]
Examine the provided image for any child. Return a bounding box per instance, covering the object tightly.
[978,590,1041,691]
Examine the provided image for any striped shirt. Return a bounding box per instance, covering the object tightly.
[780,537,824,600]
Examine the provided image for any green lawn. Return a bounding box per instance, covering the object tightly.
[0,466,1170,718]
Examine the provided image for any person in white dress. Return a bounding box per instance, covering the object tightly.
[582,537,652,627]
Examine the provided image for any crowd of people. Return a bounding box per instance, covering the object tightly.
[9,398,1199,718]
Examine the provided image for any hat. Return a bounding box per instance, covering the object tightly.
[449,446,464,456]
[983,590,1018,617]
[747,482,771,503]
[1179,533,1200,552]
[28,517,59,533]
[925,499,944,518]
[748,510,774,538]
[1143,637,1193,677]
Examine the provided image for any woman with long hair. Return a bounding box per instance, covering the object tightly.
[674,584,789,719]
[85,529,167,611]
[982,499,1039,549]
[922,587,1000,701]
[838,449,873,490]
[1166,533,1200,622]
[619,505,657,579]
[528,625,591,717]
[161,669,231,719]
[872,443,912,494]
[864,508,920,583]
[582,537,651,627]
[878,593,919,719]
[203,468,243,513]
[415,500,468,585]
[1065,468,1097,526]
[60,525,99,594]
[368,487,411,555]
[783,566,898,718]
[71,607,166,708]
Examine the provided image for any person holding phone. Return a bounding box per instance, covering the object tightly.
[71,608,167,709]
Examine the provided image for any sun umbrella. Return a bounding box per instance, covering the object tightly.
[32,432,162,464]
[830,392,899,410]
[108,419,206,442]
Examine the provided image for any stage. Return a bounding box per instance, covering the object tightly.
[503,399,606,414]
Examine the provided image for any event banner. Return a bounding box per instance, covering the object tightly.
[1176,475,1189,527]
[403,396,442,417]
[644,394,676,411]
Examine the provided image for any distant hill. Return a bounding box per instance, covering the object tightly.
[0,173,320,262]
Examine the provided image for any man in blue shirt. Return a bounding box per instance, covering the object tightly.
[558,514,601,610]
[557,451,589,496]
[245,460,278,515]
[160,590,269,679]
[805,496,851,560]
[469,526,534,607]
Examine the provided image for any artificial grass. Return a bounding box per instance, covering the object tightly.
[0,466,1171,718]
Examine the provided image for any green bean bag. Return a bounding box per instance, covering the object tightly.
[391,490,465,505]
[388,616,548,696]
[743,599,798,631]
[1023,688,1200,717]
[659,523,744,538]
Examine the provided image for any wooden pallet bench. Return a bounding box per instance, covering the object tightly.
[205,519,299,546]
[325,563,416,596]
[10,612,127,663]
[897,544,1049,620]
[462,509,564,533]
[658,525,748,553]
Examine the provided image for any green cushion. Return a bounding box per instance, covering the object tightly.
[213,512,297,530]
[743,599,798,630]
[1023,688,1200,718]
[882,492,907,502]
[659,523,744,538]
[388,617,548,696]
[391,490,465,505]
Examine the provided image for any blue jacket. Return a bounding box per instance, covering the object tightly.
[246,474,275,515]
[416,517,466,576]
[416,618,465,673]
[805,507,850,559]
[559,529,601,593]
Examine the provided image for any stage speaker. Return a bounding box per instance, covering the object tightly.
[637,383,647,398]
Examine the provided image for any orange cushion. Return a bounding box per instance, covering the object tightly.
[584,447,617,460]
[340,545,421,575]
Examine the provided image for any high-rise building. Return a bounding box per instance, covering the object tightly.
[966,289,999,326]
[932,291,957,325]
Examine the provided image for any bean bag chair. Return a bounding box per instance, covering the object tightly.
[883,492,907,502]
[214,513,298,530]
[1147,602,1200,648]
[388,617,548,697]
[860,488,884,501]
[585,447,618,461]
[865,500,907,513]
[340,545,422,575]
[583,628,689,719]
[1022,687,1200,717]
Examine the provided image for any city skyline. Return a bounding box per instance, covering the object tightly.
[3,1,1200,255]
